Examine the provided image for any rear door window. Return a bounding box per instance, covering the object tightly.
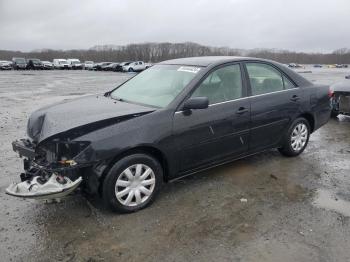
[246,63,284,95]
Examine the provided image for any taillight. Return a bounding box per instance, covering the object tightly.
[328,88,334,98]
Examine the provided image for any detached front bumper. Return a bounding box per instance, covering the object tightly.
[7,139,84,200]
[6,174,82,200]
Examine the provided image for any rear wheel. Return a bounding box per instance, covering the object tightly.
[331,110,339,118]
[102,154,163,213]
[279,118,310,157]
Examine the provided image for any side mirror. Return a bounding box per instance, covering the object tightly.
[183,97,209,110]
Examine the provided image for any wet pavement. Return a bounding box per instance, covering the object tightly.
[0,68,349,262]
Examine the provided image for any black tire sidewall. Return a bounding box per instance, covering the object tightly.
[280,118,311,157]
[102,154,163,213]
[331,110,339,118]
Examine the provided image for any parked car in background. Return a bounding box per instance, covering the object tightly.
[122,61,146,72]
[53,59,71,70]
[67,59,83,70]
[313,64,323,68]
[330,81,350,117]
[84,61,94,70]
[42,61,53,70]
[114,61,131,72]
[12,57,27,70]
[7,56,331,213]
[0,60,13,70]
[26,59,44,70]
[145,63,153,69]
[335,64,348,68]
[93,62,112,71]
[288,63,302,68]
[102,62,119,71]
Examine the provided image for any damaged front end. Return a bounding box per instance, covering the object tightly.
[6,138,91,200]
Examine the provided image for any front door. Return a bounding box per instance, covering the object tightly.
[172,63,251,172]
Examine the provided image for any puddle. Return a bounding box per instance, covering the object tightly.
[313,188,350,217]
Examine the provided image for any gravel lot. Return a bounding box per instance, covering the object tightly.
[0,68,350,262]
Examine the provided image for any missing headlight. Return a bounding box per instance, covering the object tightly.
[39,140,90,163]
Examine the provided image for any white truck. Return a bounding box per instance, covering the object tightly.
[122,61,146,72]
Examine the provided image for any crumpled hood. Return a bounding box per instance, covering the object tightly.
[27,95,154,143]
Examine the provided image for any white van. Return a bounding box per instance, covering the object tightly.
[67,59,83,70]
[53,59,71,70]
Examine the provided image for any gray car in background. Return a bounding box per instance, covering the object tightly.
[330,81,350,117]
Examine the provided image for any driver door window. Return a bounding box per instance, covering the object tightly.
[191,64,243,104]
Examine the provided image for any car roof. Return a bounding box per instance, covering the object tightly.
[159,56,262,67]
[159,56,312,87]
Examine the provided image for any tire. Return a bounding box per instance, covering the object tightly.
[278,118,311,157]
[331,110,339,118]
[102,153,163,213]
[128,68,134,72]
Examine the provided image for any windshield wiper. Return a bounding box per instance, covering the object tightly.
[111,96,124,102]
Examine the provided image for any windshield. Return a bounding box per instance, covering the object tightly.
[110,64,201,108]
[14,58,25,63]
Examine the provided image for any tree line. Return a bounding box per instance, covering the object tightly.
[0,42,349,64]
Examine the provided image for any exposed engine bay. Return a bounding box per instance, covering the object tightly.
[6,139,88,200]
[6,94,154,201]
[332,92,350,115]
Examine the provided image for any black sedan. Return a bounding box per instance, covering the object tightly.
[93,62,112,71]
[330,81,350,117]
[114,61,131,72]
[26,59,44,70]
[7,56,331,213]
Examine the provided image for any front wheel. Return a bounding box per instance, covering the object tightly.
[278,118,310,157]
[102,154,163,213]
[128,68,134,72]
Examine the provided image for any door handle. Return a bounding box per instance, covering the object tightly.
[236,107,249,114]
[290,95,300,102]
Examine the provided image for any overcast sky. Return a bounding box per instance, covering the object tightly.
[0,0,349,52]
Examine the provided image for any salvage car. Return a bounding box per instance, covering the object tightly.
[103,62,120,71]
[123,61,146,72]
[67,59,83,70]
[53,59,71,70]
[92,62,112,71]
[42,61,54,70]
[114,61,131,72]
[12,57,27,70]
[0,60,13,70]
[330,81,350,117]
[84,61,94,70]
[26,59,44,70]
[7,56,331,213]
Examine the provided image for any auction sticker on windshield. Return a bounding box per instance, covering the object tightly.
[177,66,201,74]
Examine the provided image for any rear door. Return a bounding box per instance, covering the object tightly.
[172,63,251,172]
[244,62,302,151]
